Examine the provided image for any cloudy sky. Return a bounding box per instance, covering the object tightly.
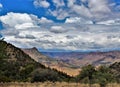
[0,0,120,51]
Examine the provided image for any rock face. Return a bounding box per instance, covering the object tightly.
[22,47,49,62]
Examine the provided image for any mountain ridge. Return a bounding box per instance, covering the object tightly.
[22,47,120,76]
[0,40,71,82]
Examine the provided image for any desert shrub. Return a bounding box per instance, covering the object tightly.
[109,62,120,83]
[77,64,116,87]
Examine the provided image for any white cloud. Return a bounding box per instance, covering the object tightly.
[34,0,50,8]
[67,0,111,20]
[47,0,68,20]
[88,0,109,12]
[50,26,68,33]
[67,0,75,7]
[1,19,120,51]
[32,0,68,20]
[39,17,53,23]
[15,23,36,29]
[52,0,65,7]
[97,19,120,25]
[0,12,53,29]
[88,0,111,19]
[1,12,120,51]
[0,3,3,8]
[65,17,93,24]
[48,9,69,20]
[71,4,92,18]
[0,12,34,28]
[33,0,120,22]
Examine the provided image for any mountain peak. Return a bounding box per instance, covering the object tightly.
[31,47,38,51]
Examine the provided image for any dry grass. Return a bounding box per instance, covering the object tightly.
[50,66,80,76]
[0,82,120,87]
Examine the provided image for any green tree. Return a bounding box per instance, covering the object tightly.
[95,66,115,87]
[77,64,96,87]
[31,69,61,82]
[109,62,120,83]
[76,65,115,87]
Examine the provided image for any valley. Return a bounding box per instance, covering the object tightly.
[22,48,120,76]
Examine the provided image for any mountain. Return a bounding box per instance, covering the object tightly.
[22,48,120,76]
[42,51,120,67]
[0,40,71,82]
[22,47,50,63]
[22,48,80,76]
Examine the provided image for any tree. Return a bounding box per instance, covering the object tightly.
[77,64,96,87]
[109,62,120,83]
[76,65,115,87]
[95,66,115,87]
[31,69,62,82]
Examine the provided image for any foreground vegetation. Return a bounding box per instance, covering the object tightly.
[0,82,120,87]
[76,63,120,87]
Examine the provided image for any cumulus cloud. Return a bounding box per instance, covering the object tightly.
[34,0,50,8]
[15,23,36,29]
[1,18,120,51]
[69,4,92,18]
[65,17,93,24]
[96,19,120,25]
[48,9,69,20]
[33,0,120,22]
[16,34,36,39]
[88,0,111,18]
[1,29,19,36]
[1,12,120,51]
[38,17,53,23]
[52,0,65,7]
[50,26,68,33]
[0,12,35,29]
[47,0,68,20]
[0,12,53,29]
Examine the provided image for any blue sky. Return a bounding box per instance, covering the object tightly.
[0,0,120,51]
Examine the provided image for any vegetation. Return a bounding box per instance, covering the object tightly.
[0,82,120,87]
[109,62,120,83]
[76,63,120,87]
[0,40,71,82]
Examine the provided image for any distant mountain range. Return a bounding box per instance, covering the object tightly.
[42,51,120,66]
[22,48,120,76]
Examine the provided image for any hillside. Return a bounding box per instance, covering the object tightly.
[22,48,80,76]
[0,40,71,82]
[22,47,54,65]
[22,48,120,76]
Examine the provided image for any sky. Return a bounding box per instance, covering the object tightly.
[0,0,120,52]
